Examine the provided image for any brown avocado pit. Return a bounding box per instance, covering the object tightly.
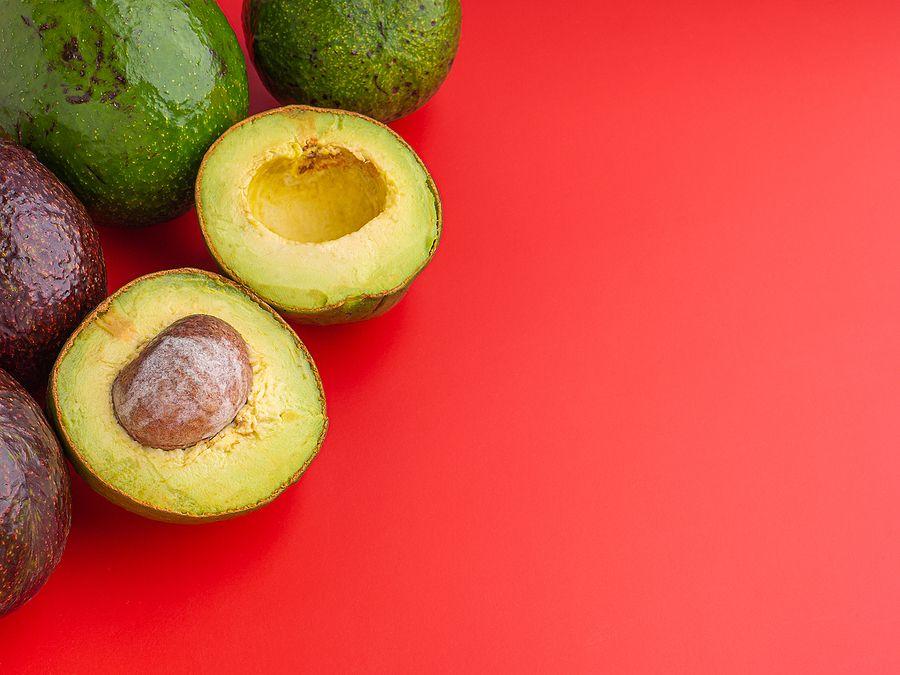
[111,314,253,450]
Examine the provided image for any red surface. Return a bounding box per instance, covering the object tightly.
[2,1,900,672]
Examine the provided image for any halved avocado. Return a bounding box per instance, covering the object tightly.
[47,269,327,523]
[196,105,441,324]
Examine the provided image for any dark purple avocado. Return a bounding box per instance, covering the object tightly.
[0,367,71,616]
[0,139,106,391]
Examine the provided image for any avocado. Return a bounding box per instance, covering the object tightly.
[197,106,441,324]
[1,367,71,617]
[48,269,327,523]
[0,0,249,227]
[243,0,461,122]
[0,139,106,392]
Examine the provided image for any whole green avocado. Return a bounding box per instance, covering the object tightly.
[0,0,249,227]
[244,0,461,122]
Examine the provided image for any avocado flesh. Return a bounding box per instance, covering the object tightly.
[0,0,249,226]
[198,106,440,323]
[49,270,327,522]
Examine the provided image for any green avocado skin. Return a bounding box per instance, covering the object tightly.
[244,0,460,122]
[0,0,249,227]
[291,285,408,325]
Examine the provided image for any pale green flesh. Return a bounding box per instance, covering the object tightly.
[54,272,326,517]
[199,107,438,312]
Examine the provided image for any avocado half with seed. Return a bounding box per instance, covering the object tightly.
[48,269,327,523]
[196,105,441,324]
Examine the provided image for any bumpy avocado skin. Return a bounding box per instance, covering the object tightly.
[0,367,71,616]
[244,0,460,122]
[0,140,106,392]
[0,0,249,227]
[293,286,409,325]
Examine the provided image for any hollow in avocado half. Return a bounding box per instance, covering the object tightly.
[197,106,441,324]
[48,269,327,523]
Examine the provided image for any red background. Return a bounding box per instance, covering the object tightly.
[2,1,900,672]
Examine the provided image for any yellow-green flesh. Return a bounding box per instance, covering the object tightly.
[199,107,438,312]
[53,272,326,517]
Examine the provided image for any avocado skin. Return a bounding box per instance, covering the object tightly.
[243,0,460,122]
[0,0,249,227]
[295,286,409,325]
[0,140,106,392]
[0,367,71,616]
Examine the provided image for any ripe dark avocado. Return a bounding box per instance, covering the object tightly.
[0,367,71,617]
[244,0,461,122]
[0,139,106,392]
[0,0,249,227]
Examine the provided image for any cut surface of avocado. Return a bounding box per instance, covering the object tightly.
[197,105,441,324]
[48,269,327,522]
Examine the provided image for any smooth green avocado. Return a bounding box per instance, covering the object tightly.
[244,0,461,122]
[48,269,327,522]
[197,106,441,324]
[0,0,249,226]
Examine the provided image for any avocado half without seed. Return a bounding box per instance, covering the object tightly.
[196,106,441,324]
[48,269,327,523]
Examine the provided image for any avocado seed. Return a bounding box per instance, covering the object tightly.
[111,314,252,450]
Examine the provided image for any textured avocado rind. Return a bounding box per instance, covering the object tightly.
[47,268,328,523]
[243,0,461,122]
[0,139,107,392]
[0,0,249,227]
[292,285,411,326]
[0,367,71,616]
